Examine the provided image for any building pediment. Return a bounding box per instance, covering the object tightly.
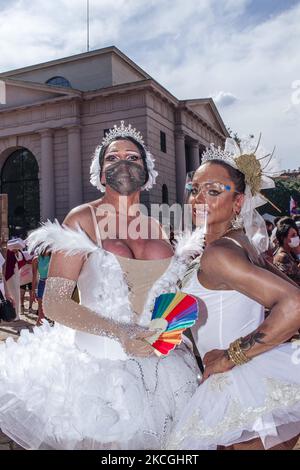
[0,78,80,109]
[183,98,228,137]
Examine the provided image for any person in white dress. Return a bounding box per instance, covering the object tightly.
[168,137,300,450]
[0,122,200,450]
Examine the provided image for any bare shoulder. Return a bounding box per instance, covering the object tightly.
[201,237,250,273]
[63,203,95,229]
[207,235,248,257]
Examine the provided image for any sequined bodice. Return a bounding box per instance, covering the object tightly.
[75,249,172,360]
[115,255,172,319]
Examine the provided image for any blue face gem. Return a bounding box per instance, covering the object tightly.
[185,182,193,191]
[224,184,232,192]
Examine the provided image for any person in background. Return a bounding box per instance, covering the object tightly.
[265,219,274,237]
[292,215,300,244]
[4,238,26,320]
[19,247,35,314]
[269,216,282,252]
[273,217,300,286]
[263,219,275,263]
[32,249,51,325]
[0,248,6,296]
[0,248,14,308]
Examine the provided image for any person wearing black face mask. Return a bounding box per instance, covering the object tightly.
[3,122,199,450]
[104,159,147,196]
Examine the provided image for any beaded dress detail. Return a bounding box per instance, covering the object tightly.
[0,217,199,450]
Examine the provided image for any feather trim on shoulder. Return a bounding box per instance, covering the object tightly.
[173,227,205,260]
[140,228,205,325]
[26,219,98,256]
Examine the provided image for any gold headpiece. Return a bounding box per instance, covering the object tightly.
[202,135,280,211]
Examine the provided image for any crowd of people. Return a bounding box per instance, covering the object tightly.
[0,237,51,324]
[0,122,299,451]
[264,215,300,287]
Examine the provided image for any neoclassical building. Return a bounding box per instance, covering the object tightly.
[0,46,228,236]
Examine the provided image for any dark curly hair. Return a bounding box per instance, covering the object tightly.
[276,217,299,247]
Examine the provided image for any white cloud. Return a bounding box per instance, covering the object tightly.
[0,0,299,170]
[213,91,238,107]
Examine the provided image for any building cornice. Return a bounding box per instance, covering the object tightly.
[0,79,227,141]
[0,94,82,115]
[84,78,179,106]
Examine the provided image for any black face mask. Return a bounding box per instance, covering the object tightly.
[104,160,147,195]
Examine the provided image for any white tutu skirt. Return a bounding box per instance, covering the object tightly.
[0,323,198,450]
[168,342,300,450]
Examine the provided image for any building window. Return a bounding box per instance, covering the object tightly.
[162,184,169,204]
[46,76,72,88]
[160,131,167,153]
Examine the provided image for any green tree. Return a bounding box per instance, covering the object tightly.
[259,178,300,216]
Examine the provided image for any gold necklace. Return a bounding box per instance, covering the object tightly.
[221,226,241,239]
[203,225,240,247]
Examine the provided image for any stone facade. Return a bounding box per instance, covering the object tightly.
[0,46,228,232]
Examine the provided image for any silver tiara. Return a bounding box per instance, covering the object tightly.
[102,120,145,147]
[202,143,237,168]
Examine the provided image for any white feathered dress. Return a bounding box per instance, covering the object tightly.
[0,221,203,450]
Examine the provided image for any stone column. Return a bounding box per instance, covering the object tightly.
[175,132,186,204]
[190,141,200,171]
[67,126,83,209]
[40,129,55,221]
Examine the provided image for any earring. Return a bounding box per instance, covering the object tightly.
[231,212,244,230]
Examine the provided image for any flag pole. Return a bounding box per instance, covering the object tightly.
[87,0,90,52]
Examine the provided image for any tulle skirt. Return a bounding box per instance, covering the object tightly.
[168,342,300,450]
[0,323,199,450]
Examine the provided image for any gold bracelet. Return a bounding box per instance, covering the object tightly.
[227,338,251,366]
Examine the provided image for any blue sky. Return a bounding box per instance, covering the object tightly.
[0,0,299,170]
[246,0,299,22]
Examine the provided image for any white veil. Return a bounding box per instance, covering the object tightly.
[224,138,276,254]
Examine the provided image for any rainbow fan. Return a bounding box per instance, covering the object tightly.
[146,292,199,356]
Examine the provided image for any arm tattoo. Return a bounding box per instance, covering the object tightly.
[239,332,266,351]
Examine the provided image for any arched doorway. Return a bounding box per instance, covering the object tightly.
[0,148,40,237]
